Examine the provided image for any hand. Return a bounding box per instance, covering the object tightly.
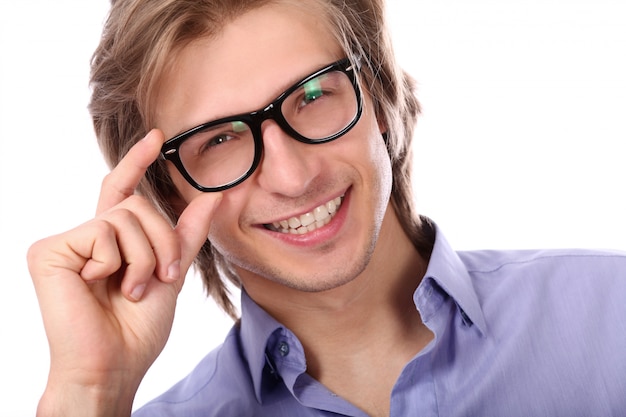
[28,130,222,417]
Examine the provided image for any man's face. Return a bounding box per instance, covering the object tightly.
[155,3,393,298]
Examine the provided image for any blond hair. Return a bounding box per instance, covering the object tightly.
[89,0,432,319]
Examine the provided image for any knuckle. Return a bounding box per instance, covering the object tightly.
[101,171,134,197]
[114,194,154,215]
[89,217,119,239]
[104,207,137,224]
[136,250,157,270]
[143,256,157,272]
[124,194,152,210]
[26,237,49,266]
[125,257,158,287]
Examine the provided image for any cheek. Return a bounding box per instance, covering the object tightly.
[370,134,394,207]
[207,213,228,249]
[206,202,247,266]
[206,189,248,252]
[166,163,200,204]
[359,106,393,190]
[358,109,394,211]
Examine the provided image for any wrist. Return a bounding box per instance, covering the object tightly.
[37,373,139,417]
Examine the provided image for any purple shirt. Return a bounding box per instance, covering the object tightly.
[133,222,626,416]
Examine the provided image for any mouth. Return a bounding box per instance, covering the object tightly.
[264,195,344,235]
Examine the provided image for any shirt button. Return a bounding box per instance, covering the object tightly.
[278,342,290,357]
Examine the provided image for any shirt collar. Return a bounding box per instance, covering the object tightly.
[419,221,488,335]
[239,290,285,403]
[238,219,488,403]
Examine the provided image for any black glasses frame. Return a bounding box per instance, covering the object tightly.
[161,57,363,192]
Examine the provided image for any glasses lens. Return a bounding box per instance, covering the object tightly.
[171,63,359,191]
[281,70,358,141]
[178,120,254,189]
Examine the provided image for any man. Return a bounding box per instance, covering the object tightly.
[28,0,626,416]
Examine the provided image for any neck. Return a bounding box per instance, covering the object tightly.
[241,206,433,415]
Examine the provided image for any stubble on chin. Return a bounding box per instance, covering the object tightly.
[227,218,380,294]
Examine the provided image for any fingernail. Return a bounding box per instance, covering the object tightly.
[141,129,156,141]
[210,192,223,213]
[167,260,181,282]
[130,283,147,301]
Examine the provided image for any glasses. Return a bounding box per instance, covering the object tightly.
[161,58,363,192]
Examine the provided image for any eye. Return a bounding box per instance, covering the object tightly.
[187,121,250,156]
[200,133,233,152]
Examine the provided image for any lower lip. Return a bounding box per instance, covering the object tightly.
[267,189,351,247]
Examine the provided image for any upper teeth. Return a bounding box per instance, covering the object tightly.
[268,196,343,234]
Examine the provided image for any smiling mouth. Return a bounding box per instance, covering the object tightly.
[264,196,344,234]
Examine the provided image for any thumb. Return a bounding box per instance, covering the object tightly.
[174,192,223,290]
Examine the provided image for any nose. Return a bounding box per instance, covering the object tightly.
[255,120,321,196]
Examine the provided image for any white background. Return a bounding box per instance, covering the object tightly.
[1,1,625,415]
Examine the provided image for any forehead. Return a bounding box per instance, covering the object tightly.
[154,2,344,139]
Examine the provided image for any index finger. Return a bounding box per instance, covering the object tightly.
[96,129,164,215]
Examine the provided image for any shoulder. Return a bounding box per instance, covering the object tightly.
[449,248,626,411]
[456,247,626,321]
[132,326,258,417]
[457,247,626,278]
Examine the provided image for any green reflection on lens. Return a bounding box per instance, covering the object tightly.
[303,76,324,101]
[232,121,248,132]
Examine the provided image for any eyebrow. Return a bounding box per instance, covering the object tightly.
[265,58,342,105]
[177,58,344,135]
